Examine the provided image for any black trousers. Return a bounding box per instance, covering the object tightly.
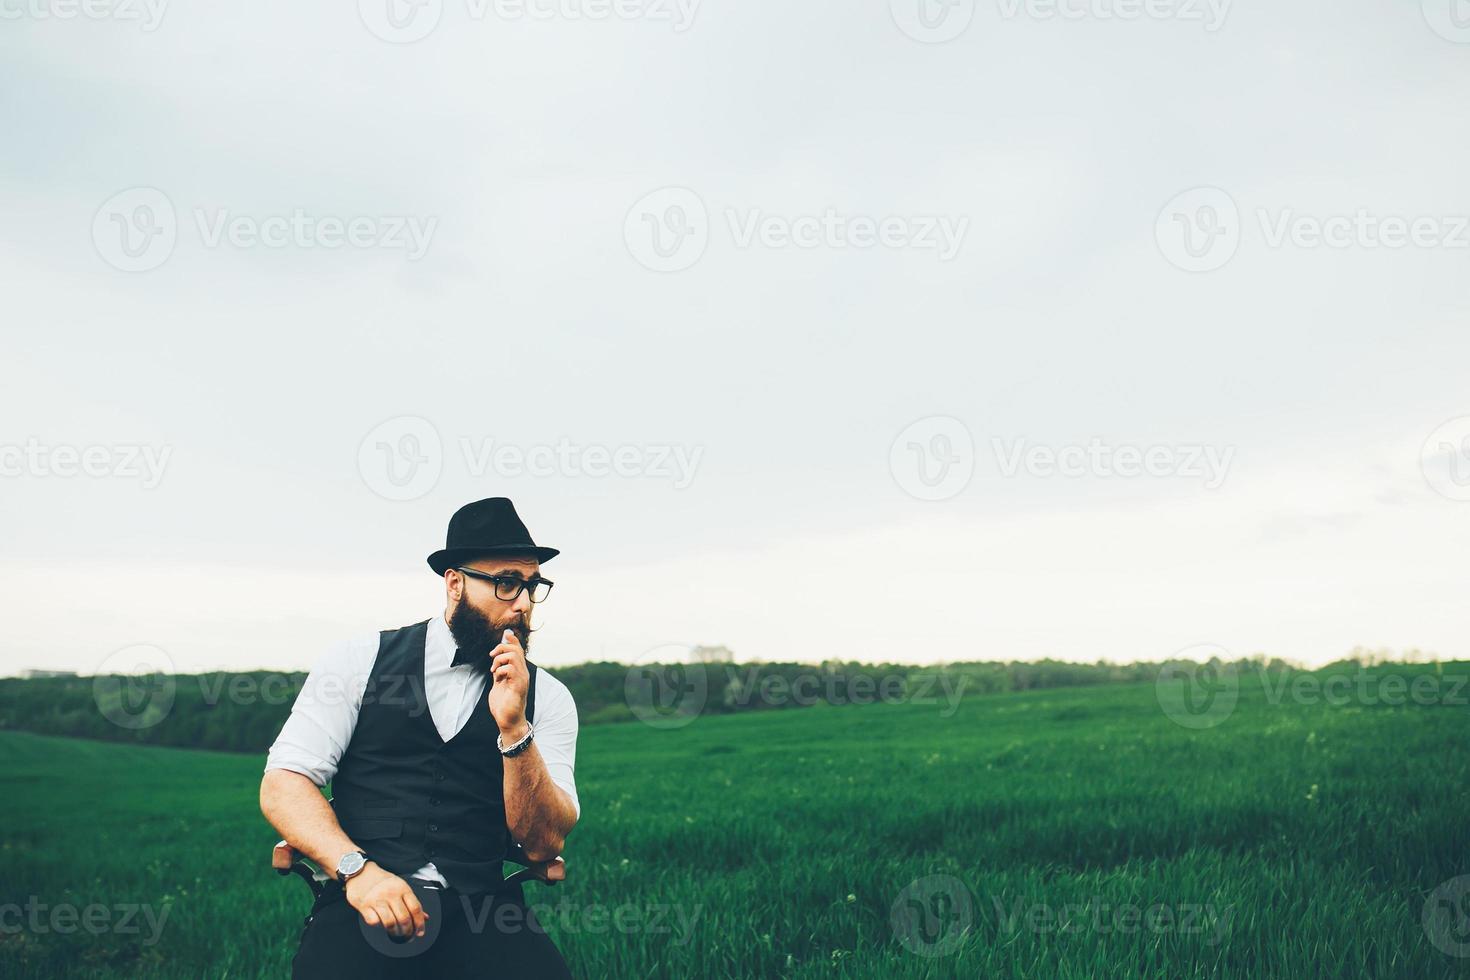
[291,878,573,979]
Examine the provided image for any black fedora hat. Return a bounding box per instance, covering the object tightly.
[427,497,560,575]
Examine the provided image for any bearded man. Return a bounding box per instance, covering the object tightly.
[261,497,579,978]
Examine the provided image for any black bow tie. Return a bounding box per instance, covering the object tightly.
[451,646,491,670]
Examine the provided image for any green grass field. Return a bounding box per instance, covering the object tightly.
[2,668,1467,978]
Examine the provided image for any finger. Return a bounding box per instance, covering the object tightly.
[492,651,525,672]
[489,629,521,652]
[402,890,429,937]
[361,907,381,928]
[376,901,402,935]
[388,897,413,936]
[490,646,526,669]
[544,860,566,882]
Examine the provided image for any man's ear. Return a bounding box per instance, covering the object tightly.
[445,569,462,602]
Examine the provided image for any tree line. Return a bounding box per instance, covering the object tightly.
[0,652,1438,755]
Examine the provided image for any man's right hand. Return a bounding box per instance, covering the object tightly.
[343,862,428,939]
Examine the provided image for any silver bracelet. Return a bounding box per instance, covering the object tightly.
[497,723,535,757]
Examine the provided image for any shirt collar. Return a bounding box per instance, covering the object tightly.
[428,611,460,669]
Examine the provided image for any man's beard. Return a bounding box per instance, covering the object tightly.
[448,599,530,673]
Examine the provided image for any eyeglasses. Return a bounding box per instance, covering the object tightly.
[455,567,555,603]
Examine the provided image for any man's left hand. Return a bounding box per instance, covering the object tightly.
[527,856,566,883]
[486,628,530,735]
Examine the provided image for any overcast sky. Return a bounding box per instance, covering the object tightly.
[2,0,1467,675]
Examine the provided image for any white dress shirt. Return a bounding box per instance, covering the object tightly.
[265,612,580,885]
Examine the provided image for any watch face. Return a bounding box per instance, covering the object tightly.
[339,851,366,878]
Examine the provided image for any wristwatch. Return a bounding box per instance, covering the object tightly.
[336,850,369,883]
[498,722,535,757]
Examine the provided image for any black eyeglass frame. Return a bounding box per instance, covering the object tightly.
[455,566,555,603]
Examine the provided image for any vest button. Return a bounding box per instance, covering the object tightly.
[430,798,440,806]
[434,773,445,782]
[429,824,438,832]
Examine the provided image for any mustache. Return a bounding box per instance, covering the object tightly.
[464,622,532,676]
[448,599,533,670]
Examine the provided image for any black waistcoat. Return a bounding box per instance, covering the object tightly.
[331,619,538,895]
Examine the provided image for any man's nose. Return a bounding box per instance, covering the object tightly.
[510,590,534,615]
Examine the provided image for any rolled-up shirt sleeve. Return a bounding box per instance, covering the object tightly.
[533,670,581,820]
[264,635,375,787]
